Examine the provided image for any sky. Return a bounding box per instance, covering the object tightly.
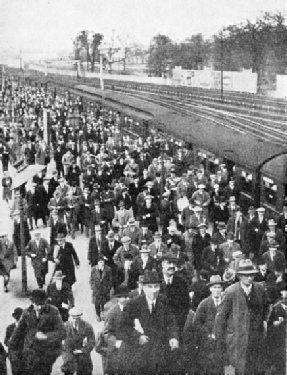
[0,0,286,57]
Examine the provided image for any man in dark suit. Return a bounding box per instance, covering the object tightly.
[121,270,179,375]
[227,209,248,251]
[192,223,211,271]
[26,231,50,288]
[214,259,270,375]
[185,275,225,374]
[90,255,113,321]
[4,308,24,375]
[102,230,122,288]
[251,207,269,259]
[88,225,104,267]
[160,253,190,336]
[262,240,286,272]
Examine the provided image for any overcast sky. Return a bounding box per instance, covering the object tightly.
[0,0,286,55]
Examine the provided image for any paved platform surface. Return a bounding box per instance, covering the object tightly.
[0,161,106,375]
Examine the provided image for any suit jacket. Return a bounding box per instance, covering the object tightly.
[214,282,270,375]
[201,246,225,275]
[26,238,50,277]
[227,216,248,249]
[121,294,179,373]
[88,235,104,267]
[113,245,139,268]
[192,233,211,270]
[112,209,133,228]
[122,227,140,245]
[261,229,285,246]
[54,241,80,285]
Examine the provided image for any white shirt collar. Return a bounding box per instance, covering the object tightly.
[164,275,173,284]
[240,282,252,295]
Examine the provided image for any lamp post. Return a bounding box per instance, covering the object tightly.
[159,135,166,229]
[12,160,46,293]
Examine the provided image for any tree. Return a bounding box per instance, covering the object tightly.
[211,12,287,91]
[74,31,90,70]
[148,34,174,76]
[90,33,103,71]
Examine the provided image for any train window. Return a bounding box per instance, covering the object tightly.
[241,171,253,194]
[262,176,277,206]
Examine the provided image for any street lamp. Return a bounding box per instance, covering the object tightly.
[12,160,46,293]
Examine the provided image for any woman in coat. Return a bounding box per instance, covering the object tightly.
[53,233,80,286]
[0,233,18,292]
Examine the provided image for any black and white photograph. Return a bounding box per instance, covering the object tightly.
[0,0,286,374]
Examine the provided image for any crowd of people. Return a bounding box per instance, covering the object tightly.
[0,77,286,375]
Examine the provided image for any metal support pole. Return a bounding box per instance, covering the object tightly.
[100,55,104,90]
[19,194,27,292]
[220,37,224,104]
[253,170,261,208]
[160,142,165,226]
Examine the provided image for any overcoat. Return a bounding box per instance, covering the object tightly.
[121,293,179,375]
[214,282,270,375]
[103,303,131,374]
[90,265,113,305]
[54,241,80,285]
[0,239,18,275]
[61,319,95,374]
[9,303,66,374]
[46,281,74,322]
[26,238,50,278]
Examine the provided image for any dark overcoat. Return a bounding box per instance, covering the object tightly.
[54,241,80,285]
[13,220,31,256]
[214,282,270,375]
[0,239,18,275]
[46,281,74,322]
[121,293,179,375]
[90,265,113,305]
[9,304,66,374]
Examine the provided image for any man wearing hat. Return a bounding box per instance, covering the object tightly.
[47,270,74,322]
[262,240,286,272]
[192,184,210,217]
[163,224,183,250]
[53,233,80,286]
[251,207,269,257]
[213,222,227,244]
[122,217,140,245]
[148,231,168,258]
[188,206,207,230]
[224,178,240,203]
[212,196,229,225]
[113,236,139,269]
[9,289,66,375]
[132,244,158,278]
[138,194,159,233]
[160,253,190,336]
[4,307,24,375]
[189,275,225,374]
[112,201,134,236]
[49,209,67,255]
[25,182,41,230]
[61,307,96,375]
[48,190,66,222]
[135,220,154,248]
[62,149,75,178]
[88,225,104,267]
[90,255,113,321]
[79,188,93,237]
[219,232,241,265]
[192,223,211,271]
[181,198,195,231]
[89,199,105,236]
[201,237,225,276]
[259,229,286,257]
[214,259,270,375]
[121,269,179,375]
[227,208,248,250]
[102,285,131,374]
[261,218,285,249]
[63,188,79,239]
[26,231,50,289]
[115,185,133,211]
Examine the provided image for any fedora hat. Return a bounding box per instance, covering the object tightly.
[162,252,178,262]
[30,289,47,305]
[256,207,265,213]
[69,307,83,317]
[223,268,236,283]
[114,285,130,298]
[53,270,66,280]
[268,219,277,226]
[128,217,136,225]
[140,244,150,253]
[142,269,161,284]
[12,307,23,320]
[236,259,258,275]
[207,275,225,287]
[121,236,131,244]
[56,233,66,241]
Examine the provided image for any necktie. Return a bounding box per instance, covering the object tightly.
[151,303,156,314]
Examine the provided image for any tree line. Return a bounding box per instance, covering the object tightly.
[72,12,287,88]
